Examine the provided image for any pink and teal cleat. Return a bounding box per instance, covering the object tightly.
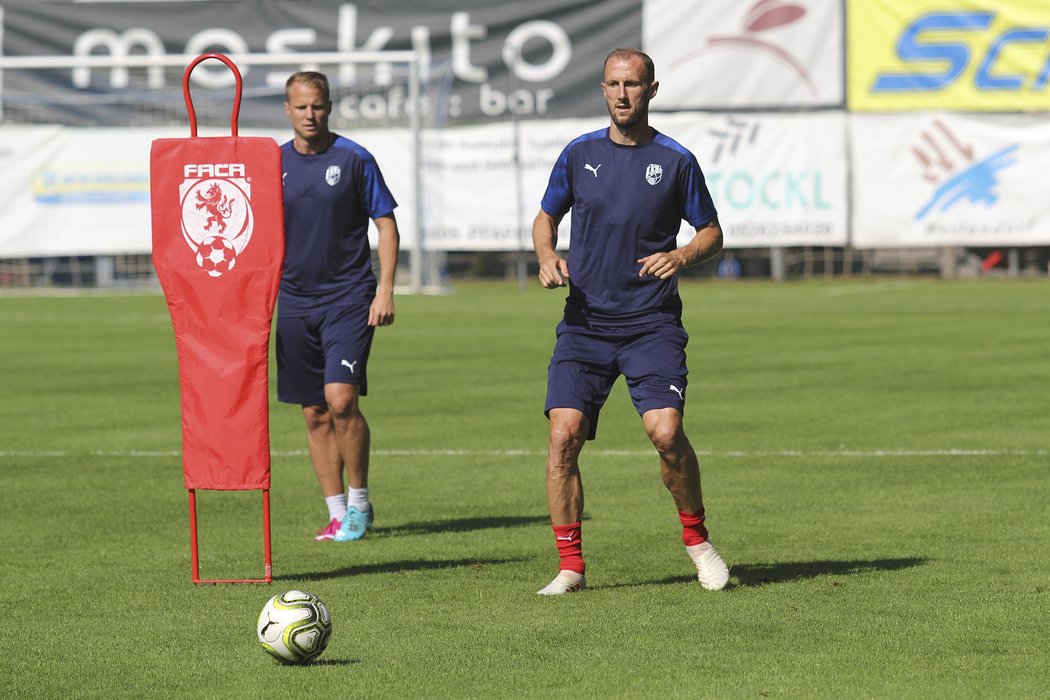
[334,505,374,542]
[314,518,340,541]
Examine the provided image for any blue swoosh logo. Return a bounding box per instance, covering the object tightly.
[915,145,1018,221]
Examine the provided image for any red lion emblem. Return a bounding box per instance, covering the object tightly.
[194,182,235,234]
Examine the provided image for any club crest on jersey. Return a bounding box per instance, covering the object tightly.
[325,165,342,186]
[178,163,255,277]
[645,163,663,186]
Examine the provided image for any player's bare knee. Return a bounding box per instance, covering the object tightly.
[549,420,586,457]
[327,398,361,421]
[324,384,361,418]
[646,422,684,455]
[302,404,330,431]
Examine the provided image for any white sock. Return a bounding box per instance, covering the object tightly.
[347,487,370,512]
[325,494,348,522]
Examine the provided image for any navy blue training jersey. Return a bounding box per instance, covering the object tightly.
[279,135,397,316]
[540,128,717,327]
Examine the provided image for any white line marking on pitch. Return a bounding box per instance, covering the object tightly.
[0,448,1046,459]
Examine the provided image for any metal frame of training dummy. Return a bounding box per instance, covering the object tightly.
[160,53,277,584]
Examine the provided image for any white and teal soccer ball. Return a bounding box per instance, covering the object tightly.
[257,590,332,664]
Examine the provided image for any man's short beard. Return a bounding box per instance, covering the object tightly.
[608,104,648,130]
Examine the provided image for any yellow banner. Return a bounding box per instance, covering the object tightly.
[848,0,1050,111]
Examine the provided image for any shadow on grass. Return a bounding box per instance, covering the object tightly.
[595,557,928,590]
[307,658,360,667]
[730,557,928,587]
[371,514,550,537]
[276,556,528,582]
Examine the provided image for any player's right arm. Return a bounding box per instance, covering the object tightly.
[368,213,399,327]
[533,209,569,288]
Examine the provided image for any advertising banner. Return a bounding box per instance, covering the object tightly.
[409,112,848,250]
[644,0,844,109]
[415,119,593,252]
[848,0,1050,112]
[0,123,416,257]
[851,113,1050,247]
[0,126,157,256]
[0,0,640,127]
[656,112,848,248]
[0,112,850,256]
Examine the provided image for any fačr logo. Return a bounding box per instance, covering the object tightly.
[178,166,255,277]
[184,163,246,178]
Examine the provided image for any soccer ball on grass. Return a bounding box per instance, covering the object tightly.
[257,590,332,664]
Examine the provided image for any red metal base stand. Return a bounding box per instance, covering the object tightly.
[189,488,272,584]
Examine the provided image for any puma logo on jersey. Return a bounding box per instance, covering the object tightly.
[584,163,601,178]
[669,384,685,400]
[341,359,358,373]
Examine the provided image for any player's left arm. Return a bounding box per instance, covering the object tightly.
[369,213,400,327]
[638,218,723,280]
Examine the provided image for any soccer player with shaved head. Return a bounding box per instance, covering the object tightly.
[533,49,730,594]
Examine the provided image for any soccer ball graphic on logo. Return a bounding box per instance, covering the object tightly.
[194,236,237,277]
[257,590,332,664]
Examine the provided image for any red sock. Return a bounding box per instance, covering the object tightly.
[552,522,585,574]
[678,509,709,546]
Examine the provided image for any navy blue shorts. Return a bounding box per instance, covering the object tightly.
[545,321,689,440]
[276,302,374,405]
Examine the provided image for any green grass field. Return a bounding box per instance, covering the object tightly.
[1,278,1047,698]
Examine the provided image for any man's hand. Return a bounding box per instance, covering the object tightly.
[533,209,567,289]
[538,254,570,288]
[638,250,686,280]
[638,220,722,280]
[368,287,395,326]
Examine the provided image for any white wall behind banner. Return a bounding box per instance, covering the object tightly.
[851,114,1050,248]
[643,0,843,109]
